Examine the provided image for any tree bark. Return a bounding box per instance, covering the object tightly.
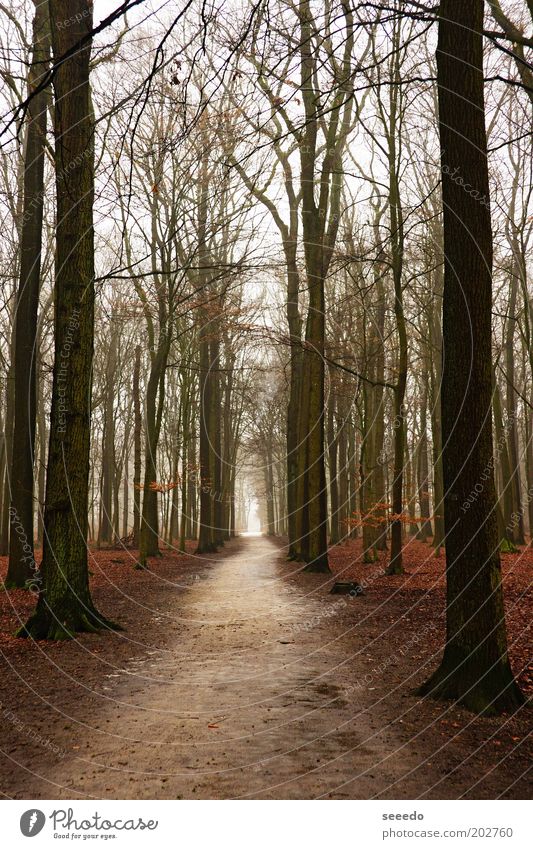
[138,345,167,565]
[99,326,117,544]
[417,0,523,713]
[132,345,142,546]
[416,382,433,541]
[6,0,50,587]
[21,0,116,639]
[327,389,340,545]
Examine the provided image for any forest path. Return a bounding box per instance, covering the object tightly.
[16,534,426,799]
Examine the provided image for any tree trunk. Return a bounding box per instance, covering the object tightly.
[0,360,15,555]
[504,269,525,543]
[328,392,340,545]
[138,347,167,566]
[197,321,216,553]
[122,455,129,539]
[416,383,433,541]
[21,0,115,639]
[285,244,304,559]
[492,376,518,552]
[132,345,142,546]
[264,446,276,536]
[6,0,50,587]
[406,452,420,536]
[418,0,523,713]
[387,166,407,574]
[187,421,197,540]
[211,333,224,548]
[195,146,217,555]
[99,328,117,544]
[429,309,446,553]
[36,384,47,546]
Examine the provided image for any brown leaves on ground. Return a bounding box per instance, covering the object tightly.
[0,536,530,799]
[327,536,532,699]
[0,541,200,655]
[0,536,529,699]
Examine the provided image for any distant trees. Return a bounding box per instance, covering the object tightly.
[223,0,367,571]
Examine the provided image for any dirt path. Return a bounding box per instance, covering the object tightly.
[1,535,530,799]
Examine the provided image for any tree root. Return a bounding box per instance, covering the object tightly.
[17,603,122,641]
[195,543,218,555]
[417,660,525,716]
[303,559,331,574]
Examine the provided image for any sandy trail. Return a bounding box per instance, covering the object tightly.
[5,535,528,800]
[11,535,422,799]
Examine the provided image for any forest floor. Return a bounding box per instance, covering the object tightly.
[0,534,531,800]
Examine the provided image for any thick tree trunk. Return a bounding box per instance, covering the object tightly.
[6,0,49,587]
[293,0,354,572]
[132,345,142,546]
[418,0,523,713]
[21,0,115,639]
[298,281,329,571]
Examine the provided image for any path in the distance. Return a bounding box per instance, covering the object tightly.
[22,535,421,799]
